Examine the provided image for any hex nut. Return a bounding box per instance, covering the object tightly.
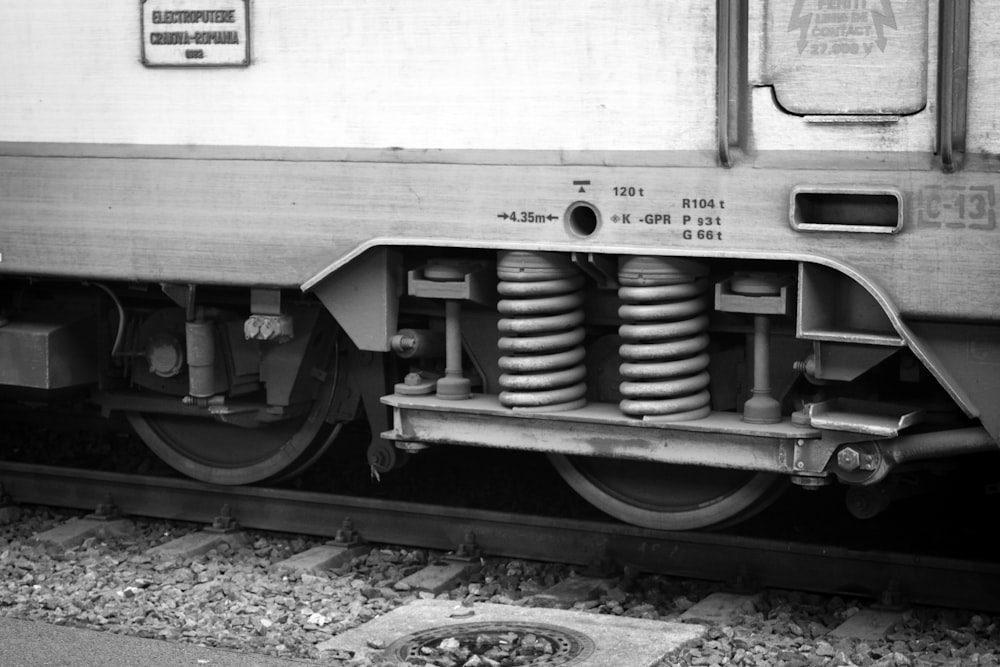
[837,447,861,472]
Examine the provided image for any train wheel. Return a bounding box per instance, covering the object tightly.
[127,363,345,486]
[127,412,341,486]
[549,454,786,530]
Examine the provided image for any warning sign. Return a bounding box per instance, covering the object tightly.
[763,0,927,115]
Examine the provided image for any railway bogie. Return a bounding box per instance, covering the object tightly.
[1,0,998,529]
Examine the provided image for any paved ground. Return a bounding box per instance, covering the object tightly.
[0,617,322,667]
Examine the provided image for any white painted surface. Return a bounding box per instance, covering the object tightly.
[965,2,1000,154]
[0,1,718,151]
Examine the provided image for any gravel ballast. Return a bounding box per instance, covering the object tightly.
[2,507,999,666]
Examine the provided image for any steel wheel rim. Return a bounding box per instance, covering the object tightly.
[550,453,787,530]
[127,406,336,485]
[127,350,343,485]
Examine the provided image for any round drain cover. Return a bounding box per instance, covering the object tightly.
[386,620,595,666]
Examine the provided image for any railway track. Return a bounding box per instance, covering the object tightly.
[2,461,998,614]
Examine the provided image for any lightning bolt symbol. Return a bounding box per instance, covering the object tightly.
[871,0,897,52]
[787,0,812,54]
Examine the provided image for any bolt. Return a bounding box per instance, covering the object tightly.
[86,493,120,521]
[837,447,861,472]
[335,517,359,544]
[879,578,906,609]
[443,530,481,563]
[457,530,478,557]
[212,504,236,530]
[94,493,117,517]
[258,319,277,340]
[793,355,816,375]
[244,318,260,339]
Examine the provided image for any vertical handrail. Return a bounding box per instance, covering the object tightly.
[938,0,970,173]
[717,0,733,167]
[938,0,956,172]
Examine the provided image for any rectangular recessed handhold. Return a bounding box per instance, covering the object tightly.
[791,187,902,233]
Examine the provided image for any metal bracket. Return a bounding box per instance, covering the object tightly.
[571,252,619,289]
[160,283,197,319]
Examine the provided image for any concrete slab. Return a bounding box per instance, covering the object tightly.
[521,576,617,609]
[680,592,760,625]
[274,544,370,575]
[30,517,134,550]
[395,561,481,595]
[828,609,903,640]
[147,530,248,559]
[535,576,615,606]
[316,599,705,667]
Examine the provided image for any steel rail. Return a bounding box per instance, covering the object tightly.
[1,461,998,612]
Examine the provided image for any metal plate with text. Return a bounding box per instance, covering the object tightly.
[141,0,249,67]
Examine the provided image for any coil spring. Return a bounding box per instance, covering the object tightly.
[497,251,587,412]
[618,256,711,421]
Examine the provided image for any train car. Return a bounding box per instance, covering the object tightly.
[1,1,997,530]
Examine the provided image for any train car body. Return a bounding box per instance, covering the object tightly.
[1,1,997,528]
